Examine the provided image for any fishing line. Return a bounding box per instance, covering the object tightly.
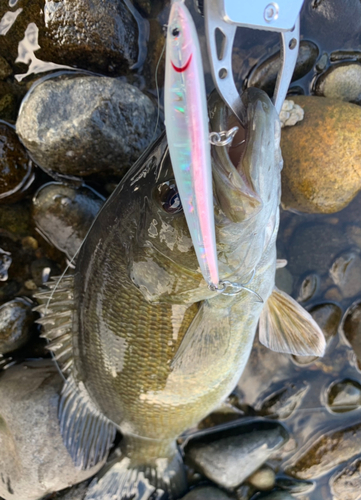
[150,29,167,145]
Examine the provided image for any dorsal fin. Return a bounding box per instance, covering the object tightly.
[34,275,117,469]
[34,275,75,377]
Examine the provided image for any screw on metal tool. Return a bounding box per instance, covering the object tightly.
[203,0,305,118]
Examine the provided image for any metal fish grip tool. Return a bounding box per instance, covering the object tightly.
[199,0,305,123]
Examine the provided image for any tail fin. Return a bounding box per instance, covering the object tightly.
[85,447,187,500]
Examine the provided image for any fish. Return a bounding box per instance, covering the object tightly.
[35,88,326,500]
[164,0,219,289]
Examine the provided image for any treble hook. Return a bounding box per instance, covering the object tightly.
[209,270,264,303]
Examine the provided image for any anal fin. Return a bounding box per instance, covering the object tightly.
[259,287,326,356]
[60,377,117,470]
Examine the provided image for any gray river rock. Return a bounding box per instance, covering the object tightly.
[341,301,361,370]
[0,360,105,500]
[0,297,36,354]
[330,458,361,500]
[16,75,158,178]
[181,486,233,500]
[327,379,361,413]
[329,250,361,299]
[315,63,361,105]
[33,182,104,260]
[42,0,139,74]
[255,381,309,420]
[247,41,319,96]
[184,421,289,490]
[286,422,361,479]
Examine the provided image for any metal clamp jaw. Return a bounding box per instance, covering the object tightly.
[203,0,305,121]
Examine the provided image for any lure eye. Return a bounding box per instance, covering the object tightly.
[155,180,183,214]
[172,27,180,37]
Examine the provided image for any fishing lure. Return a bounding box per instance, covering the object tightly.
[164,0,220,290]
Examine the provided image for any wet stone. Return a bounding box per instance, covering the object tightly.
[330,458,361,500]
[30,257,61,287]
[0,360,105,500]
[0,56,12,80]
[275,267,293,296]
[296,273,319,303]
[329,251,361,299]
[275,477,314,495]
[327,379,361,413]
[341,301,361,370]
[40,0,139,74]
[315,63,361,105]
[247,465,275,491]
[16,75,158,178]
[255,381,309,420]
[301,0,361,48]
[255,492,296,500]
[184,421,289,490]
[288,223,344,277]
[293,303,342,365]
[181,486,233,500]
[247,41,319,96]
[346,225,361,249]
[0,297,36,354]
[33,183,105,260]
[53,481,89,499]
[0,121,34,204]
[280,96,361,214]
[0,248,11,281]
[236,484,254,500]
[315,53,329,72]
[285,421,361,479]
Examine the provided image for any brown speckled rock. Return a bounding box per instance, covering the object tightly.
[280,96,361,214]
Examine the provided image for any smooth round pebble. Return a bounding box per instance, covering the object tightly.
[281,96,361,214]
[296,273,319,302]
[329,251,361,298]
[315,63,361,104]
[327,379,361,413]
[0,297,36,354]
[341,301,361,370]
[247,466,275,491]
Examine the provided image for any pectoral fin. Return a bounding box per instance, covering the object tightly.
[171,301,231,374]
[259,287,326,356]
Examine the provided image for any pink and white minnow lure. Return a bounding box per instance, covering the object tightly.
[164,0,219,289]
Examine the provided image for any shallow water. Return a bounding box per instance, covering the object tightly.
[0,1,360,499]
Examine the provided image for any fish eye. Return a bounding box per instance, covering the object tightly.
[172,27,180,37]
[154,180,183,214]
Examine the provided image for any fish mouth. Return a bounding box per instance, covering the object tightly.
[208,89,263,224]
[171,53,193,73]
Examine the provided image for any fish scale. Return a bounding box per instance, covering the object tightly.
[35,88,326,500]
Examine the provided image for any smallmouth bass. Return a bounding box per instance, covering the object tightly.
[36,88,325,500]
